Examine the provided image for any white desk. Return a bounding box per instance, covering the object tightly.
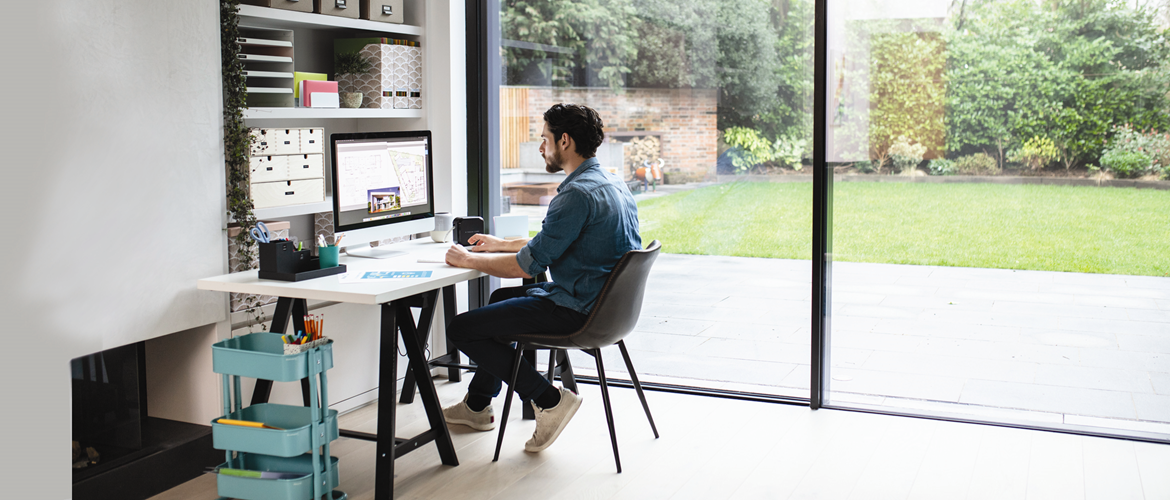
[198,238,485,500]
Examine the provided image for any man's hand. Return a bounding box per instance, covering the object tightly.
[444,242,532,279]
[467,233,506,252]
[445,243,474,267]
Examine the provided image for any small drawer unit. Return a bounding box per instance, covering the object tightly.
[248,127,327,210]
[300,128,324,153]
[250,155,289,184]
[287,154,325,180]
[252,179,325,209]
[273,128,302,155]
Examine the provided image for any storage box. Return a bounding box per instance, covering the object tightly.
[334,38,420,110]
[361,0,403,23]
[315,0,359,18]
[241,0,313,12]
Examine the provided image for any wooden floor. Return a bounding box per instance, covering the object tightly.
[152,378,1170,500]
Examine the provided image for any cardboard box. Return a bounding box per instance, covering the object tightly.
[361,0,403,23]
[241,0,312,13]
[315,0,359,18]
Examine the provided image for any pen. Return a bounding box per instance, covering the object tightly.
[334,234,344,246]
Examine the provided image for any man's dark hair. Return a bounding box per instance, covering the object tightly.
[543,103,605,158]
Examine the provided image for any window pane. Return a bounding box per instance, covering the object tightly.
[825,0,1170,437]
[496,0,815,397]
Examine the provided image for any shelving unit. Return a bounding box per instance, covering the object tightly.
[235,4,426,219]
[211,332,345,500]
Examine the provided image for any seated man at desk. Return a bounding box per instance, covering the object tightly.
[442,103,642,452]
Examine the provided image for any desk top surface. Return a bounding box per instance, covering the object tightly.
[198,239,485,305]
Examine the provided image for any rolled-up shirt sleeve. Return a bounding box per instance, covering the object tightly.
[515,189,589,278]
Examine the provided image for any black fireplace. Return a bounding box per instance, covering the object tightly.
[71,342,222,500]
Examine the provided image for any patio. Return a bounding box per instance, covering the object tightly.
[510,188,1170,437]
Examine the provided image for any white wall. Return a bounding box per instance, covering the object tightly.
[1,2,227,497]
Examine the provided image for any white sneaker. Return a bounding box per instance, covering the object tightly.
[524,387,582,452]
[442,394,496,431]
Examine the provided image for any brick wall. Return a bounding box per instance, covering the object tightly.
[521,87,718,183]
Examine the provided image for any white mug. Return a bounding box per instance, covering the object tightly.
[432,212,455,242]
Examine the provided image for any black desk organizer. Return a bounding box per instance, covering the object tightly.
[258,241,346,282]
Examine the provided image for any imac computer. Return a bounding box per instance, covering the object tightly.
[330,130,435,259]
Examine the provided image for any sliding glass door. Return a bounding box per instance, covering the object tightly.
[489,0,815,398]
[821,0,1170,438]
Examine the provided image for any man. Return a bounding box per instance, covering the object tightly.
[441,103,642,452]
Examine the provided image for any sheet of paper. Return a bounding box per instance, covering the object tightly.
[338,270,434,284]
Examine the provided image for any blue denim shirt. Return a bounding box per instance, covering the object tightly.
[516,157,642,315]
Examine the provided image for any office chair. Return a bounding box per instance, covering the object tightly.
[493,240,662,473]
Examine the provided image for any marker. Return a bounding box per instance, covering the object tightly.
[216,418,284,430]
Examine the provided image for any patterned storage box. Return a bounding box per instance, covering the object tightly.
[335,38,421,110]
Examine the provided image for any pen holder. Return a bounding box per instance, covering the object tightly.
[318,246,340,269]
[259,241,314,275]
[284,336,330,355]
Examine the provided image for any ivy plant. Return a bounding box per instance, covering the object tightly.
[221,0,265,331]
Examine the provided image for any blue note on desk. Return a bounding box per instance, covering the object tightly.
[362,271,432,279]
[338,270,434,283]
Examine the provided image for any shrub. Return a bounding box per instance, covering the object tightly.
[1105,124,1170,176]
[773,135,807,171]
[887,135,927,174]
[928,158,955,176]
[722,127,773,174]
[1008,136,1058,170]
[952,153,999,175]
[1100,149,1152,179]
[853,160,876,173]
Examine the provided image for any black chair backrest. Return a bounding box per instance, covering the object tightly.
[564,239,661,349]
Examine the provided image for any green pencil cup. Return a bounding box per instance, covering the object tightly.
[318,246,340,269]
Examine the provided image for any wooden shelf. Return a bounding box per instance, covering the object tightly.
[243,107,424,119]
[238,4,423,36]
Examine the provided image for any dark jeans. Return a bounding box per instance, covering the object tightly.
[447,284,588,402]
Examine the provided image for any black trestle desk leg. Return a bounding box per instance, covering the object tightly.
[374,302,398,500]
[443,285,461,382]
[397,292,458,466]
[251,297,294,406]
[399,292,439,404]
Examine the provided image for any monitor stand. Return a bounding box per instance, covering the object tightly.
[344,243,407,259]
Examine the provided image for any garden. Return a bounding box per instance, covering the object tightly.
[635,181,1170,277]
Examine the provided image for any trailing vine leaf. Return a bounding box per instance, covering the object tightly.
[221,0,265,331]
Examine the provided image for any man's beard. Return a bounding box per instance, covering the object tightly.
[544,147,564,173]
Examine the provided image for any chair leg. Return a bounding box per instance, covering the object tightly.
[557,349,578,394]
[493,344,526,462]
[522,349,537,420]
[617,340,659,439]
[594,348,622,473]
[546,349,556,383]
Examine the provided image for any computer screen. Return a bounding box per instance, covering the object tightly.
[330,130,436,258]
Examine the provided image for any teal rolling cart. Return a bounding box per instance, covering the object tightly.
[211,332,346,500]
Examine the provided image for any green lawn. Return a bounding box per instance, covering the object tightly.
[635,181,1170,277]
